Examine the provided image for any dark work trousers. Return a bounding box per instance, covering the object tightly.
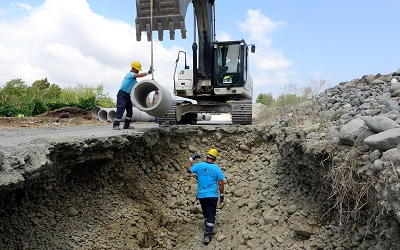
[113,90,133,128]
[199,197,218,238]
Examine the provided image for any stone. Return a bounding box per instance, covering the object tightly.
[339,118,366,146]
[364,116,400,133]
[292,223,318,238]
[364,128,400,150]
[67,207,79,217]
[188,145,197,153]
[287,204,298,215]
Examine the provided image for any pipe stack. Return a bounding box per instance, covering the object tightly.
[91,106,155,122]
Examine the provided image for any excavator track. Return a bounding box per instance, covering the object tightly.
[156,100,179,125]
[231,100,253,125]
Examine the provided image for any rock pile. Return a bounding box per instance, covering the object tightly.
[270,68,400,249]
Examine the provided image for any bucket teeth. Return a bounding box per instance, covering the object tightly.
[135,0,189,41]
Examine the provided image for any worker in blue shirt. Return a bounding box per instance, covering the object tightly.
[113,61,153,130]
[187,148,225,245]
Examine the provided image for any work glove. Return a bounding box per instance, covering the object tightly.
[147,66,153,74]
[190,154,201,162]
[219,194,224,203]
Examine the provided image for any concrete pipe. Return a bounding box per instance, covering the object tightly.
[131,108,156,122]
[108,107,156,122]
[197,113,212,121]
[107,109,122,122]
[92,106,102,119]
[131,79,172,117]
[98,108,116,122]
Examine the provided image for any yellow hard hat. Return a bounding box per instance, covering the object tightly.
[207,148,218,158]
[131,61,142,71]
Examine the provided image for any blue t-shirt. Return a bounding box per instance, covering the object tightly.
[119,71,137,94]
[190,161,224,198]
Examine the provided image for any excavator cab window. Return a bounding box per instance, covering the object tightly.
[214,43,244,87]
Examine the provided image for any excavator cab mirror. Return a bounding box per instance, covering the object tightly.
[250,44,256,53]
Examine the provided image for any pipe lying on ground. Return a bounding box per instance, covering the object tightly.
[131,79,172,117]
[93,106,156,122]
[98,108,115,122]
[92,106,102,119]
[108,108,155,122]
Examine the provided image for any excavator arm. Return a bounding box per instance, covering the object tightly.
[135,0,214,78]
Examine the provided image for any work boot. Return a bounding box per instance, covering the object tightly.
[113,120,120,130]
[123,118,132,129]
[203,236,210,245]
[203,224,213,244]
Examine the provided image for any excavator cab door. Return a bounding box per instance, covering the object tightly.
[213,41,247,88]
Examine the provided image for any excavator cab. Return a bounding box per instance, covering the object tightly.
[214,41,247,88]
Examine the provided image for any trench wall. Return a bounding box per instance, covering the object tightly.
[0,125,399,249]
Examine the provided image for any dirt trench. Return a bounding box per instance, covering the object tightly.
[0,125,399,249]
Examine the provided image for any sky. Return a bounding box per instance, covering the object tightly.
[0,0,399,102]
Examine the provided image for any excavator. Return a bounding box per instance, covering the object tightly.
[135,0,255,125]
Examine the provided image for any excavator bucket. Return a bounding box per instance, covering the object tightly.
[135,0,191,41]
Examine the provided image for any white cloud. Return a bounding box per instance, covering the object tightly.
[239,9,285,42]
[216,31,231,41]
[0,0,182,98]
[236,9,292,98]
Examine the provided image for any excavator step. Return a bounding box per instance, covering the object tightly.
[135,0,190,41]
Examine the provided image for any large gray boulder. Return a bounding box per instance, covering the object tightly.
[364,128,400,150]
[364,116,400,133]
[339,118,366,146]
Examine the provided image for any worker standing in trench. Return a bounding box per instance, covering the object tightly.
[186,148,225,245]
[113,61,153,130]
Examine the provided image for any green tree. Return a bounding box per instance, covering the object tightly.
[256,93,274,106]
[45,84,62,100]
[27,78,50,99]
[3,78,28,97]
[31,78,50,91]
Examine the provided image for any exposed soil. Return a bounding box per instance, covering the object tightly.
[0,107,98,130]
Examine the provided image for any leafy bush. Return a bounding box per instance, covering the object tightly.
[1,78,115,116]
[96,97,115,108]
[30,99,49,116]
[0,102,18,117]
[77,96,96,110]
[274,94,304,108]
[46,100,69,111]
[256,93,274,106]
